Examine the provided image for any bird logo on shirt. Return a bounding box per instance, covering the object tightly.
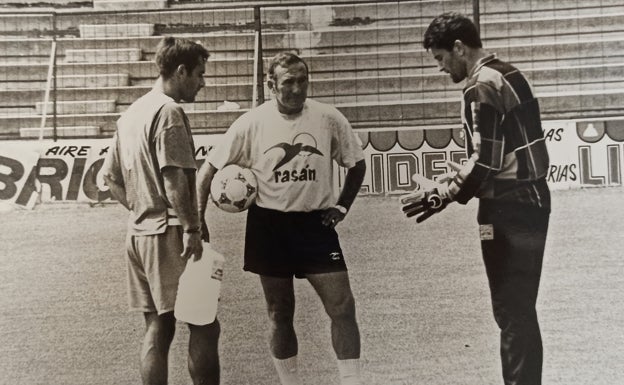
[264,133,323,171]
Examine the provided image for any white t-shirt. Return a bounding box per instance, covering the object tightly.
[208,99,364,212]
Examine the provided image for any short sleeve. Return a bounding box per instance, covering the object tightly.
[207,113,250,169]
[101,132,123,183]
[329,109,364,168]
[153,104,197,170]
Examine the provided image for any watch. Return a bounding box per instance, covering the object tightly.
[183,227,201,234]
[334,205,348,215]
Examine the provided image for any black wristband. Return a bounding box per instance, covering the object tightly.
[183,227,200,234]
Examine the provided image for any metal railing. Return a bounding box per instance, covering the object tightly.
[1,0,622,141]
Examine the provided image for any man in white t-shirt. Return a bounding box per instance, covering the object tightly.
[197,52,367,385]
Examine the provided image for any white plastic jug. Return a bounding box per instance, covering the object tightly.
[174,243,224,325]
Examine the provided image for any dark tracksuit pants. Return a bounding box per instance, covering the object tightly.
[478,199,550,385]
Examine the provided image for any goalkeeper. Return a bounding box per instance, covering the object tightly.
[402,12,551,385]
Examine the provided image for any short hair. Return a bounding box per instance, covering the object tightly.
[267,52,309,83]
[155,36,210,79]
[423,12,482,51]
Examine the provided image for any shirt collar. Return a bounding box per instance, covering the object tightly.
[467,53,497,80]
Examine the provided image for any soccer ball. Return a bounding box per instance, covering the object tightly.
[210,164,258,213]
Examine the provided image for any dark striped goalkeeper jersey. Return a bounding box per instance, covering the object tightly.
[447,54,551,210]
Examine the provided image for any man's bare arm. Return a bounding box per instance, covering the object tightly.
[336,159,366,211]
[196,161,219,242]
[321,159,366,228]
[162,166,203,260]
[103,175,130,210]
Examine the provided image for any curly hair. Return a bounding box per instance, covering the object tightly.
[423,12,482,51]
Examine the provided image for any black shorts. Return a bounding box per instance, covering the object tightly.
[244,204,348,278]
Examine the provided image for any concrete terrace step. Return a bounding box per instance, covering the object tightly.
[0,109,245,136]
[342,91,624,129]
[480,13,624,44]
[0,81,46,91]
[260,0,619,30]
[262,18,624,55]
[2,90,623,136]
[0,84,254,108]
[79,24,155,39]
[115,100,252,114]
[261,25,423,55]
[18,34,610,80]
[35,100,116,114]
[525,63,624,86]
[64,48,143,63]
[4,62,623,108]
[298,38,624,78]
[306,66,624,101]
[131,74,253,86]
[2,37,623,83]
[494,37,624,68]
[54,7,256,35]
[483,4,624,22]
[19,126,101,139]
[480,0,623,17]
[3,10,622,58]
[0,34,255,59]
[0,59,254,83]
[492,31,624,48]
[0,106,37,116]
[93,0,167,11]
[313,82,624,106]
[0,13,55,35]
[261,0,471,30]
[0,0,618,38]
[0,1,458,37]
[0,7,255,38]
[56,73,130,88]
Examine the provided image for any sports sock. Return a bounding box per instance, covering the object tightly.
[272,355,302,385]
[337,358,362,385]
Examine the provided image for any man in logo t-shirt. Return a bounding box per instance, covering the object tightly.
[198,52,367,385]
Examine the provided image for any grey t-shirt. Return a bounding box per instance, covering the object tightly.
[102,89,197,235]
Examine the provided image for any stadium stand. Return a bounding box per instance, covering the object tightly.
[0,0,623,139]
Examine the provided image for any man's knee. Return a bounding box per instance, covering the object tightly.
[490,277,540,331]
[492,303,539,334]
[264,296,296,327]
[260,276,296,328]
[266,305,296,328]
[188,320,220,384]
[146,311,176,334]
[189,319,221,344]
[143,312,176,352]
[325,292,357,323]
[188,320,220,364]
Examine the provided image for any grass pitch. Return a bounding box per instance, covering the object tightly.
[1,188,623,385]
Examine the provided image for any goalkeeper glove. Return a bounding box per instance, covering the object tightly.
[400,186,451,223]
